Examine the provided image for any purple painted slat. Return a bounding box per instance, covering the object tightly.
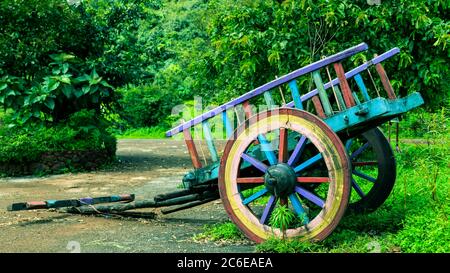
[260,195,276,224]
[295,186,325,208]
[166,43,369,137]
[287,135,307,166]
[286,47,401,107]
[241,153,269,173]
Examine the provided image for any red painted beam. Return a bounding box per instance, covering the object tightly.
[183,129,202,169]
[236,177,264,184]
[312,96,326,118]
[297,177,330,183]
[374,54,396,99]
[334,62,356,108]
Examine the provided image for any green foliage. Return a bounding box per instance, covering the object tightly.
[198,0,449,108]
[0,110,116,164]
[116,126,166,139]
[0,0,166,125]
[269,205,296,233]
[117,84,181,128]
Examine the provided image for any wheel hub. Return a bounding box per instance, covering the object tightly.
[264,163,297,198]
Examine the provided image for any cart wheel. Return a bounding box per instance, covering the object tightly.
[345,128,396,213]
[218,108,350,243]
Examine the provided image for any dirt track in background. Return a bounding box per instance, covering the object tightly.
[0,139,254,253]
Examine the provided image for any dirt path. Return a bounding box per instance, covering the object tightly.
[0,139,254,253]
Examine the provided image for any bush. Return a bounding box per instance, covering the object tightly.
[0,110,116,175]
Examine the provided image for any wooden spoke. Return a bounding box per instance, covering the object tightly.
[237,177,264,184]
[241,153,268,173]
[296,177,330,183]
[260,195,277,224]
[295,186,325,208]
[242,188,268,205]
[278,127,288,163]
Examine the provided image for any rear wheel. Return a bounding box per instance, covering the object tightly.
[345,128,396,213]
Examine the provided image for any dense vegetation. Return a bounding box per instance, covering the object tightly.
[0,0,448,251]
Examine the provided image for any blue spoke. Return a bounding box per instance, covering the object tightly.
[353,170,377,183]
[287,135,307,166]
[345,139,354,151]
[352,178,366,198]
[257,134,278,166]
[242,188,268,205]
[260,195,277,224]
[295,186,325,208]
[294,153,323,173]
[288,193,309,224]
[350,142,370,160]
[241,153,268,173]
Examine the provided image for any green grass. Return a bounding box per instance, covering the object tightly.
[195,139,449,253]
[115,127,167,139]
[193,221,247,244]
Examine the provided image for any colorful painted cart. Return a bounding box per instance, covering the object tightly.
[9,43,424,243]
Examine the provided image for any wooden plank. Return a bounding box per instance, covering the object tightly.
[236,177,264,184]
[242,100,253,119]
[288,80,303,109]
[263,91,276,109]
[374,55,397,99]
[333,85,347,110]
[333,62,356,107]
[311,96,326,118]
[297,177,330,183]
[183,129,202,169]
[354,73,370,101]
[202,121,219,162]
[166,43,369,137]
[222,111,233,139]
[312,71,333,116]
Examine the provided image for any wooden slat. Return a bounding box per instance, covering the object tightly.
[333,85,347,110]
[354,73,371,101]
[222,111,233,139]
[312,71,333,116]
[333,62,356,108]
[242,100,253,119]
[311,95,326,118]
[183,129,202,169]
[374,54,396,99]
[263,91,276,109]
[202,121,219,162]
[288,80,303,109]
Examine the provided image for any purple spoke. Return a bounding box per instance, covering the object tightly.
[241,153,268,173]
[350,142,370,160]
[287,135,307,166]
[295,186,325,208]
[260,195,277,224]
[353,170,377,183]
[352,178,366,198]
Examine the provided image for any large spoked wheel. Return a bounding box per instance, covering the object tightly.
[218,108,351,243]
[345,128,396,213]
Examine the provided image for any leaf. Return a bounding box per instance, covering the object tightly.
[100,80,113,89]
[49,53,75,63]
[52,67,61,75]
[48,80,60,92]
[59,75,71,84]
[82,86,90,94]
[73,74,90,84]
[0,83,8,91]
[6,89,15,97]
[62,63,69,74]
[62,85,73,99]
[74,89,83,98]
[44,98,55,110]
